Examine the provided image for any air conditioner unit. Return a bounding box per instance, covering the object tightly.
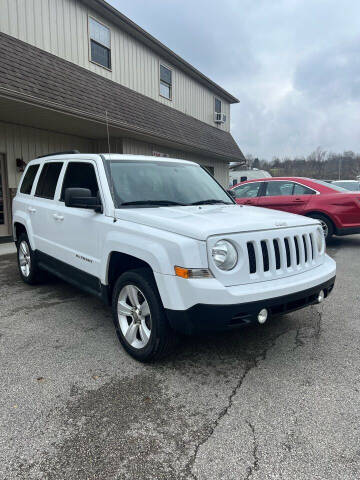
[214,112,226,124]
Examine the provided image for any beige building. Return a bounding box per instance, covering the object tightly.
[0,0,244,238]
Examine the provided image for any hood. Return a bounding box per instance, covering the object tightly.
[114,204,319,241]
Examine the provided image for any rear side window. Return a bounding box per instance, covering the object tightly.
[20,165,39,194]
[293,183,316,195]
[264,181,294,197]
[35,162,63,199]
[60,162,99,200]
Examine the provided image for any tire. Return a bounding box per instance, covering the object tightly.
[16,232,43,284]
[111,268,178,362]
[307,213,334,240]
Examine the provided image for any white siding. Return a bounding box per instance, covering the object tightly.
[122,138,229,187]
[0,0,231,131]
[0,122,92,188]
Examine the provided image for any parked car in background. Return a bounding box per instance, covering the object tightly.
[331,180,360,191]
[231,177,360,240]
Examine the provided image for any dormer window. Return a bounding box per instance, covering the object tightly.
[89,17,111,70]
[160,64,172,100]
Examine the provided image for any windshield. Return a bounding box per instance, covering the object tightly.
[311,179,349,192]
[332,181,360,191]
[106,160,234,207]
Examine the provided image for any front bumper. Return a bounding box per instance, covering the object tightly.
[166,276,335,335]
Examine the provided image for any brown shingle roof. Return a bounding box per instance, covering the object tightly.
[0,32,245,161]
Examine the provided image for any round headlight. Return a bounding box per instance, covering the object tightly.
[316,227,324,252]
[211,240,238,270]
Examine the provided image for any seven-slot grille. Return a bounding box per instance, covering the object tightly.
[246,231,318,277]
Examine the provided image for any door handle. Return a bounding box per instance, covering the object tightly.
[293,198,303,202]
[28,207,36,213]
[53,213,64,221]
[245,200,253,204]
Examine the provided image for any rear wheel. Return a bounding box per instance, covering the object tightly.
[16,233,42,284]
[307,213,333,240]
[111,268,177,362]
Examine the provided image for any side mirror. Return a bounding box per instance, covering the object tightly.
[65,188,102,213]
[227,189,236,200]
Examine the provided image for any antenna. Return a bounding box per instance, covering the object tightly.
[104,110,117,222]
[105,110,111,155]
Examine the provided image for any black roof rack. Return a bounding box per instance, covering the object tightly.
[36,150,80,159]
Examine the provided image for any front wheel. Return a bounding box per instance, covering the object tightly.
[111,268,177,362]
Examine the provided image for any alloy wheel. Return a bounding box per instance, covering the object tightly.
[19,241,31,277]
[320,220,329,239]
[117,285,152,349]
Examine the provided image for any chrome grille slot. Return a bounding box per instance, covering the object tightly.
[247,242,256,274]
[261,241,270,272]
[294,237,300,265]
[273,239,281,270]
[284,238,291,267]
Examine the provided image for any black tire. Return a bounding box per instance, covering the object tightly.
[307,213,334,240]
[16,232,42,284]
[111,268,178,362]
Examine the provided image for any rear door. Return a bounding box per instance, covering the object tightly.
[257,181,314,214]
[232,182,263,206]
[30,161,64,254]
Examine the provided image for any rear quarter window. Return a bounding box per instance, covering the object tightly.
[20,165,40,194]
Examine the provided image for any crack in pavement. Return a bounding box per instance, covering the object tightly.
[184,329,291,480]
[244,421,259,480]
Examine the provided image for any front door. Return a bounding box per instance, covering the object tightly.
[0,155,9,237]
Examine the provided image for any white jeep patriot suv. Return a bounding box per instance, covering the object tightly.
[13,153,336,361]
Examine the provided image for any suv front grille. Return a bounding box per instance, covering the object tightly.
[245,232,319,277]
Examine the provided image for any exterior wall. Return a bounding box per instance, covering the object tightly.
[0,0,230,131]
[122,138,229,187]
[0,122,93,188]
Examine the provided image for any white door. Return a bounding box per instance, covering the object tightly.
[0,155,9,237]
[46,160,103,279]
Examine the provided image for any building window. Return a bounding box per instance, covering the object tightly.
[160,64,172,100]
[89,17,111,70]
[215,98,222,114]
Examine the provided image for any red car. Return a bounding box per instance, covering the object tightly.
[231,177,360,240]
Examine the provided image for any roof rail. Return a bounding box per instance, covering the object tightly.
[36,150,80,159]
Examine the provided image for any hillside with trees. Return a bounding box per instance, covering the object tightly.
[247,149,360,180]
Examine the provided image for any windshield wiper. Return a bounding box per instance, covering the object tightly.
[120,200,187,207]
[190,199,233,206]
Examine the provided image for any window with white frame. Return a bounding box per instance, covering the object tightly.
[89,17,111,69]
[160,64,172,99]
[215,98,222,114]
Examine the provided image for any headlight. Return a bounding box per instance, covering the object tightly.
[211,240,238,270]
[316,227,325,252]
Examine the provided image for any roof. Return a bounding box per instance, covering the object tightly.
[81,0,239,104]
[30,153,197,166]
[0,33,244,162]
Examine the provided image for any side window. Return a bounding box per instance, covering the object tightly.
[233,182,261,198]
[264,181,294,197]
[35,162,63,199]
[293,183,316,195]
[20,165,39,194]
[61,162,99,201]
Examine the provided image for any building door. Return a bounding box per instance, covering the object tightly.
[0,155,9,237]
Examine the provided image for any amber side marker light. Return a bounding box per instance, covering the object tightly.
[174,266,213,279]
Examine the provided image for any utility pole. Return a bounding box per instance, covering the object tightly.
[338,157,342,180]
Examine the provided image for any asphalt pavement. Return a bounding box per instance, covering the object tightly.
[0,236,359,480]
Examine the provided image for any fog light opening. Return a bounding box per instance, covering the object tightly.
[257,308,268,324]
[317,290,325,304]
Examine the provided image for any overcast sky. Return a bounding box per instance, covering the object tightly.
[109,0,360,160]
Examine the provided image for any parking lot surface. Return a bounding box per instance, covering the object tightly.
[0,236,359,480]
